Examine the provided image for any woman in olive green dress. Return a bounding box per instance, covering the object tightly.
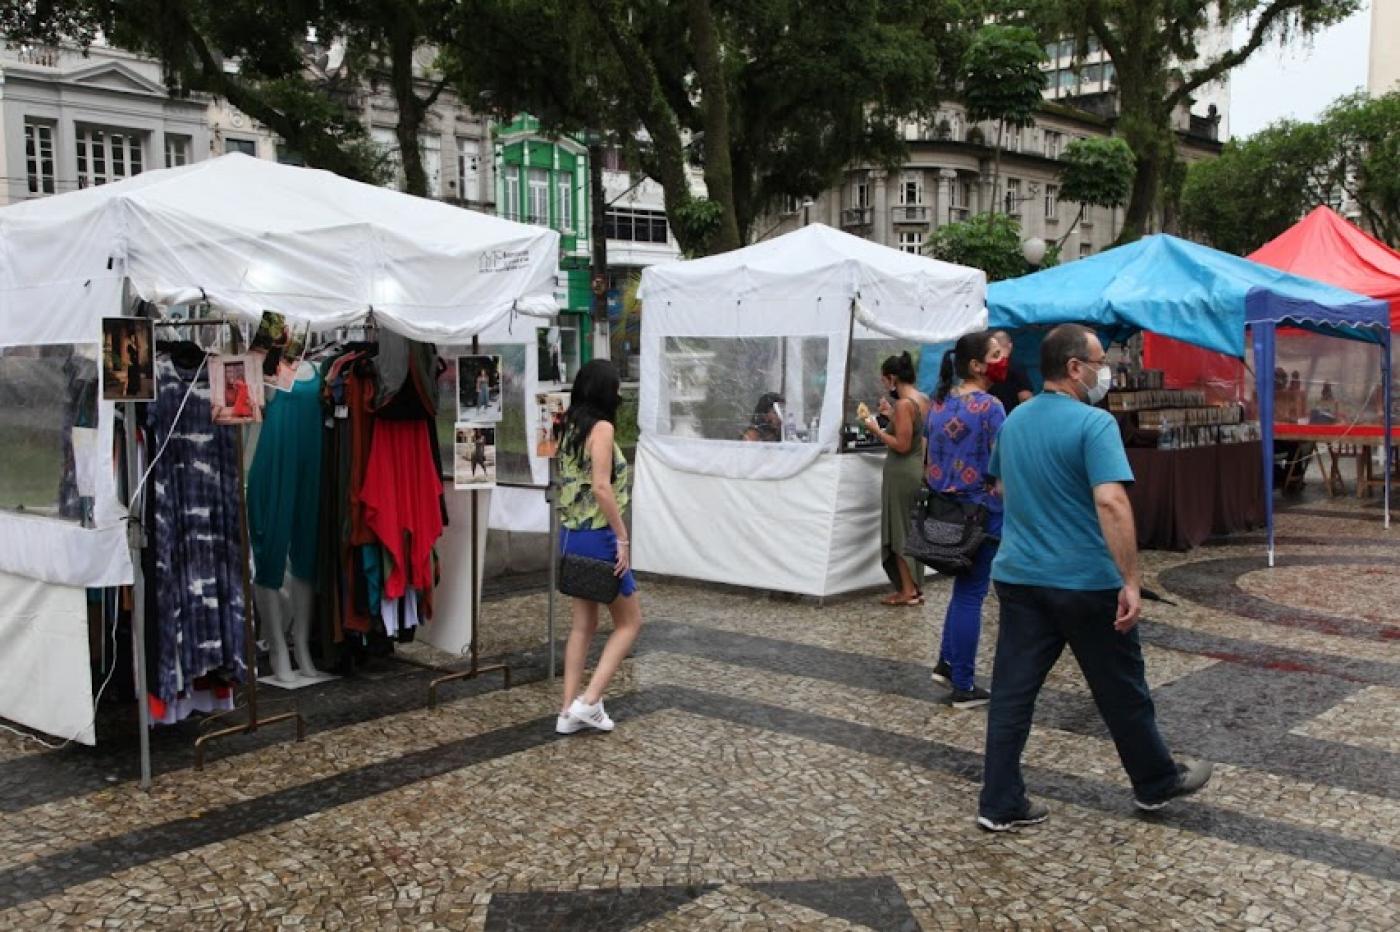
[862,352,929,606]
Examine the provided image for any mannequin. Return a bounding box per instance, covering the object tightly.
[255,567,326,684]
[250,358,329,685]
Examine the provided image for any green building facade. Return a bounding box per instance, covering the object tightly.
[494,115,595,377]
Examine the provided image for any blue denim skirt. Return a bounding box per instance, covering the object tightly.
[560,526,638,598]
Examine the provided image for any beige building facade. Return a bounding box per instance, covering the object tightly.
[1370,0,1400,94]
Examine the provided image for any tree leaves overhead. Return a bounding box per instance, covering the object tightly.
[1181,91,1400,253]
[1059,136,1134,209]
[451,0,973,254]
[960,25,1047,128]
[926,213,1056,282]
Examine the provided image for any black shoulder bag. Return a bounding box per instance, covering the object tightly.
[902,399,989,576]
[558,528,622,604]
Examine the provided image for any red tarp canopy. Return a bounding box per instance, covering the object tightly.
[1144,207,1400,392]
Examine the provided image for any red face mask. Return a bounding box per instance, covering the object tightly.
[985,356,1010,384]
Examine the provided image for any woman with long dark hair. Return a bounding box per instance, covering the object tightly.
[925,331,1008,709]
[555,359,643,734]
[862,351,930,605]
[741,392,785,442]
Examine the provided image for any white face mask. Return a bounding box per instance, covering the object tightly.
[1082,364,1112,404]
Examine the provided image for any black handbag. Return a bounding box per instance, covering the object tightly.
[903,486,988,577]
[557,530,622,603]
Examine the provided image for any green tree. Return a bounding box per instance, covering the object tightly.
[452,0,970,255]
[1054,136,1135,247]
[1,1,388,184]
[1326,91,1400,245]
[960,25,1048,217]
[926,214,1057,281]
[1063,0,1360,244]
[1179,120,1337,254]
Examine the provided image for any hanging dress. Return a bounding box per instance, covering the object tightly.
[248,367,324,588]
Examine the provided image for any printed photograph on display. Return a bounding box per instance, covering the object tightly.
[534,390,571,458]
[249,310,311,392]
[100,316,156,402]
[208,354,264,425]
[456,354,503,423]
[537,326,565,384]
[454,425,497,490]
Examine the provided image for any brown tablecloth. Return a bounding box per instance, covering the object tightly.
[1125,442,1265,551]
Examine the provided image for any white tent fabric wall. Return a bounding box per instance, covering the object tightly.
[632,223,986,596]
[0,155,561,744]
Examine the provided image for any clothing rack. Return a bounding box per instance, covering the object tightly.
[130,313,303,783]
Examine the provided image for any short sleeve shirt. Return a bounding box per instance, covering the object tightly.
[987,392,1133,590]
[924,390,1005,533]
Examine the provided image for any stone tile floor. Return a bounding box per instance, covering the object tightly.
[1,492,1397,929]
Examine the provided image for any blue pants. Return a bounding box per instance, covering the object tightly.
[978,582,1180,821]
[936,539,997,691]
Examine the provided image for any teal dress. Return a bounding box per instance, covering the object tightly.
[248,370,324,588]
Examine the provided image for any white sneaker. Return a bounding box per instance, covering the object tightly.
[567,697,615,732]
[555,712,585,735]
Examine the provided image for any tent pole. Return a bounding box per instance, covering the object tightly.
[839,299,857,453]
[1253,324,1277,567]
[547,456,559,681]
[1384,330,1393,530]
[123,398,153,790]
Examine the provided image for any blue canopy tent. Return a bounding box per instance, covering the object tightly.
[986,234,1392,566]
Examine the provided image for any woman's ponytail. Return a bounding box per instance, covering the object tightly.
[934,349,956,402]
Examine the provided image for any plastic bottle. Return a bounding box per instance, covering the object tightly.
[784,409,797,441]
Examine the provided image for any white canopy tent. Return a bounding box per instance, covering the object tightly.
[632,224,986,596]
[0,153,559,745]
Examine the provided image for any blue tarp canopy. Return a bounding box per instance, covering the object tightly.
[983,234,1391,564]
[987,234,1389,354]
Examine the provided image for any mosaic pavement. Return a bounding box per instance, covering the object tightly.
[1,492,1398,929]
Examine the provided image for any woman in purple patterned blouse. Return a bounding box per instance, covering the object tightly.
[924,330,1008,709]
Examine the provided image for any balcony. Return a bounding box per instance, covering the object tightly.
[891,205,929,224]
[841,206,873,228]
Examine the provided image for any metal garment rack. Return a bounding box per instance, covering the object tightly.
[138,316,303,781]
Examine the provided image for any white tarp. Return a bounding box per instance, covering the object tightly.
[0,152,560,347]
[632,445,892,596]
[0,570,95,744]
[636,223,986,481]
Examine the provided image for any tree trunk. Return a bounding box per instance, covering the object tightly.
[989,119,1004,217]
[1118,144,1161,244]
[389,21,428,197]
[686,0,740,253]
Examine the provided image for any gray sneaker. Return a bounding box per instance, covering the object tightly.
[977,800,1050,832]
[1135,760,1214,811]
[950,685,991,709]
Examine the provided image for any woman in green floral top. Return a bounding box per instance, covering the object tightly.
[555,360,643,735]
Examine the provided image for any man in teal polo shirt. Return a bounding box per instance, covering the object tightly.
[977,323,1213,832]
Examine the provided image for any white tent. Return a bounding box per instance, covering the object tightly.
[632,224,986,596]
[0,154,560,744]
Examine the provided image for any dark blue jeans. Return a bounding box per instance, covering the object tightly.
[937,539,998,691]
[979,582,1181,820]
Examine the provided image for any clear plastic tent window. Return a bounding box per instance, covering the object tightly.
[0,344,100,524]
[658,336,830,441]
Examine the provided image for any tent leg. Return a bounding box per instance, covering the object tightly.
[1384,331,1392,530]
[124,400,153,791]
[547,457,559,681]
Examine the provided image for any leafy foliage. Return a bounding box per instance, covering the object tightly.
[1059,137,1135,208]
[1181,91,1400,252]
[960,25,1047,128]
[452,0,974,254]
[1058,0,1361,243]
[926,214,1056,282]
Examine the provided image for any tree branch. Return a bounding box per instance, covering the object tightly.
[1169,0,1301,108]
[1084,1,1125,65]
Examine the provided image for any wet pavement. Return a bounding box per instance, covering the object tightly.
[1,491,1397,929]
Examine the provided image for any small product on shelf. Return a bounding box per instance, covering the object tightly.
[1109,368,1259,449]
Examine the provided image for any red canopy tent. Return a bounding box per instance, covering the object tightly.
[1145,207,1400,393]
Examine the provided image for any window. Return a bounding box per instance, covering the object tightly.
[1044,42,1059,62]
[898,232,924,255]
[1058,39,1074,60]
[24,121,55,195]
[853,174,870,209]
[604,208,669,244]
[502,170,521,220]
[950,177,967,208]
[899,172,923,206]
[1005,125,1021,152]
[164,135,190,168]
[223,137,256,157]
[458,138,481,201]
[1082,205,1095,227]
[1083,63,1103,87]
[1058,69,1076,93]
[527,168,549,224]
[1087,36,1101,55]
[1080,242,1093,258]
[1044,184,1059,221]
[1044,130,1063,159]
[1103,62,1117,86]
[0,343,100,522]
[1004,178,1022,216]
[557,177,573,231]
[602,146,627,172]
[76,127,144,188]
[276,144,305,166]
[420,134,442,198]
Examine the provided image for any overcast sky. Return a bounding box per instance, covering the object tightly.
[1228,1,1372,139]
